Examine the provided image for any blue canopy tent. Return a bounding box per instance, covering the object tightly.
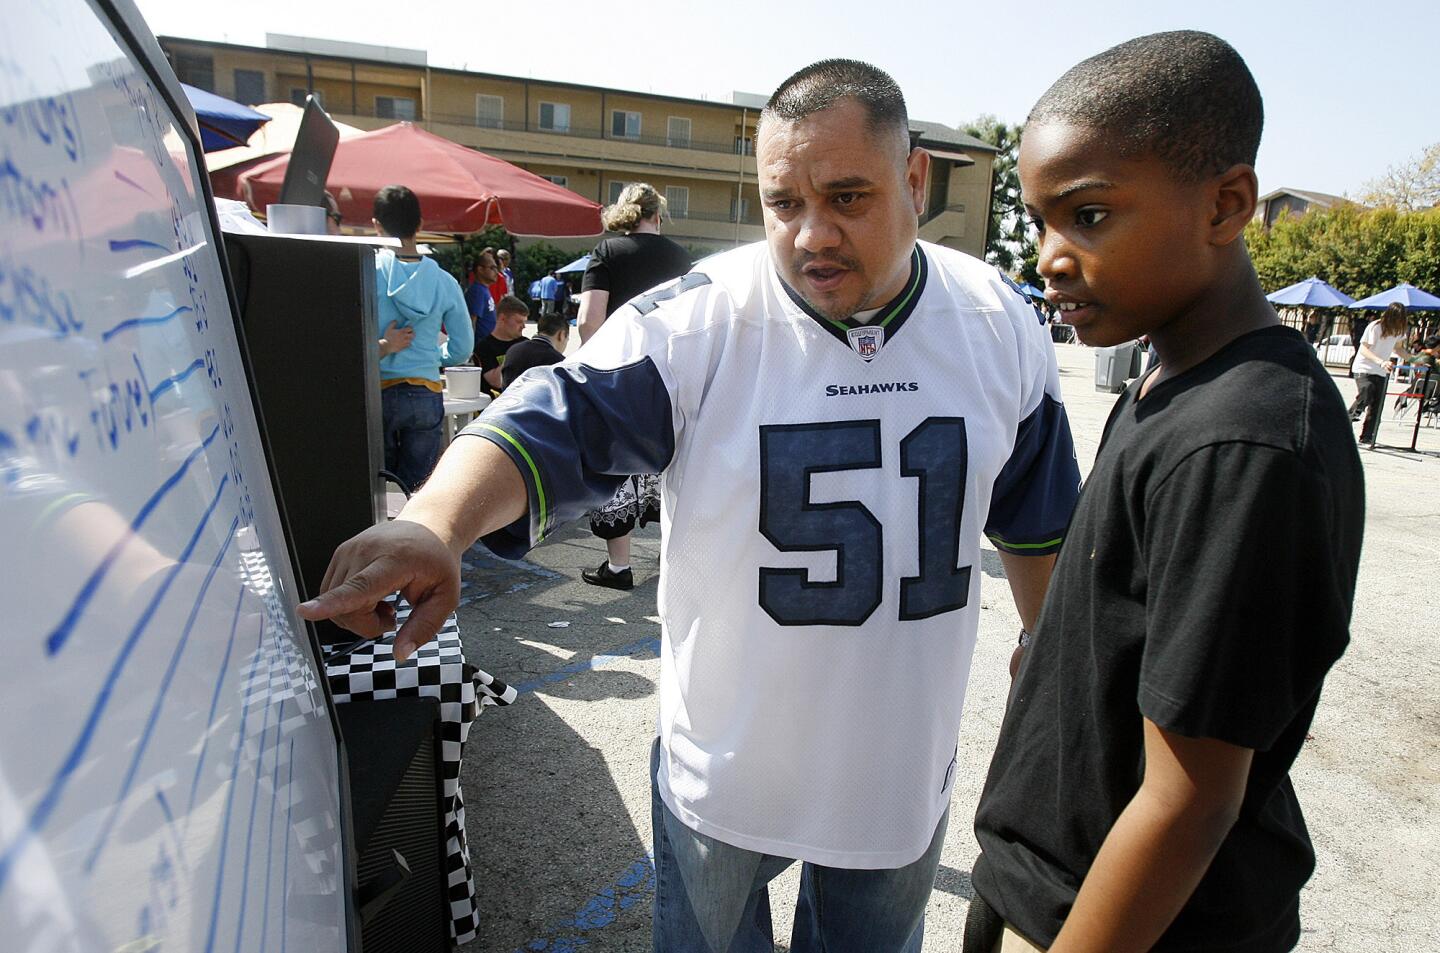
[1018,282,1045,300]
[181,84,271,152]
[557,254,591,274]
[1348,282,1440,311]
[1266,276,1355,309]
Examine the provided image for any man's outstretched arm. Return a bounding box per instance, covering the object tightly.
[997,551,1056,678]
[297,437,526,660]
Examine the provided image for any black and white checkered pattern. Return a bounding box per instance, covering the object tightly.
[324,599,515,946]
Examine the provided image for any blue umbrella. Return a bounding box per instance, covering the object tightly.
[1349,282,1440,311]
[1266,276,1354,308]
[556,254,591,274]
[1019,282,1045,299]
[181,84,271,152]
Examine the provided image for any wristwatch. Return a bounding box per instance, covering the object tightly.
[1018,627,1032,648]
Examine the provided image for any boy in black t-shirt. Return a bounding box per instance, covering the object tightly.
[967,32,1363,953]
[472,295,530,395]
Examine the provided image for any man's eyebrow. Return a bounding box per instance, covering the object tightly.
[761,186,795,201]
[819,176,875,192]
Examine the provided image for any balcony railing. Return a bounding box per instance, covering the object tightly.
[341,104,757,157]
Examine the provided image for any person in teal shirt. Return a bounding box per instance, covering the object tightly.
[372,185,473,492]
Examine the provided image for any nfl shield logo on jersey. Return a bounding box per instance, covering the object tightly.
[846,325,885,361]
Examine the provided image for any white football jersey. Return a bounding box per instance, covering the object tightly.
[467,240,1078,868]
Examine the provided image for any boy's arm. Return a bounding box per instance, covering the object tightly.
[1048,720,1252,953]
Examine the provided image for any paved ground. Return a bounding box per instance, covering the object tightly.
[452,341,1440,952]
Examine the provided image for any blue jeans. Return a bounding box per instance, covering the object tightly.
[381,383,444,493]
[650,739,947,953]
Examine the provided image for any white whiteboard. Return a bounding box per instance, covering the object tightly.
[0,1,350,951]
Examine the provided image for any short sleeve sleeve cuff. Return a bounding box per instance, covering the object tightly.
[985,394,1081,555]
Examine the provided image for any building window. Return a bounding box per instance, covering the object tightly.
[175,53,214,91]
[667,116,692,148]
[376,96,416,120]
[734,135,754,156]
[731,196,751,222]
[608,180,628,204]
[665,186,689,219]
[538,101,570,132]
[611,110,641,139]
[234,69,265,105]
[540,175,568,188]
[291,88,324,107]
[476,94,504,129]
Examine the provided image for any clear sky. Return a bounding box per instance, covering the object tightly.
[134,0,1438,198]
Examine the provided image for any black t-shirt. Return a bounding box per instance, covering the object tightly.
[580,233,693,317]
[973,326,1363,952]
[473,334,522,392]
[500,335,564,389]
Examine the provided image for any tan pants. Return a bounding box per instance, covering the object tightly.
[994,923,1047,952]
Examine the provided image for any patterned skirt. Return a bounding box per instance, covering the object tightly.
[588,473,661,539]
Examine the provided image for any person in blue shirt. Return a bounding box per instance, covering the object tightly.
[372,185,473,493]
[537,270,561,315]
[464,250,500,340]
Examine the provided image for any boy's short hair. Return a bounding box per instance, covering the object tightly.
[497,294,529,317]
[535,311,569,337]
[1027,31,1263,181]
[760,59,908,147]
[373,185,422,239]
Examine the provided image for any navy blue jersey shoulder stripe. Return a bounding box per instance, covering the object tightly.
[462,356,676,558]
[984,393,1080,556]
[778,246,928,350]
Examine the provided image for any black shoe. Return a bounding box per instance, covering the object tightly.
[582,560,633,590]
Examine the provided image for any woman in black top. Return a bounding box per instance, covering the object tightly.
[573,183,693,590]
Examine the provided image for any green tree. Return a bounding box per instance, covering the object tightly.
[962,115,1034,277]
[512,240,579,301]
[1246,204,1440,300]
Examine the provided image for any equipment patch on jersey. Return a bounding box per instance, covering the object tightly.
[846,325,885,361]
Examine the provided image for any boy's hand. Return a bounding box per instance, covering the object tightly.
[298,518,461,661]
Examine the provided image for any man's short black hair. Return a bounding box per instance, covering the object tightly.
[1027,31,1263,181]
[760,59,908,142]
[535,311,569,337]
[373,184,422,238]
[497,294,529,317]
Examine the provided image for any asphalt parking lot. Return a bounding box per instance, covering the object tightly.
[452,340,1440,952]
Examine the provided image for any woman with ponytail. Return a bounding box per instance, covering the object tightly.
[574,182,694,589]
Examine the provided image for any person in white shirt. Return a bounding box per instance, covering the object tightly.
[1351,301,1414,445]
[297,59,1080,952]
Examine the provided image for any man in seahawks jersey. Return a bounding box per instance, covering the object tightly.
[301,59,1080,952]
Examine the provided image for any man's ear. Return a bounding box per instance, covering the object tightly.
[1210,164,1257,246]
[906,147,931,216]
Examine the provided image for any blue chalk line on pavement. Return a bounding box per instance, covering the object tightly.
[513,635,661,695]
[514,855,655,952]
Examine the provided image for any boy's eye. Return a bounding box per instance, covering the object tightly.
[1028,215,1046,234]
[1076,207,1108,227]
[834,192,860,206]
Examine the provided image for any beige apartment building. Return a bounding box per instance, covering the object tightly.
[161,35,997,257]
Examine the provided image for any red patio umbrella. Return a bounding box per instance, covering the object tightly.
[237,121,602,237]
